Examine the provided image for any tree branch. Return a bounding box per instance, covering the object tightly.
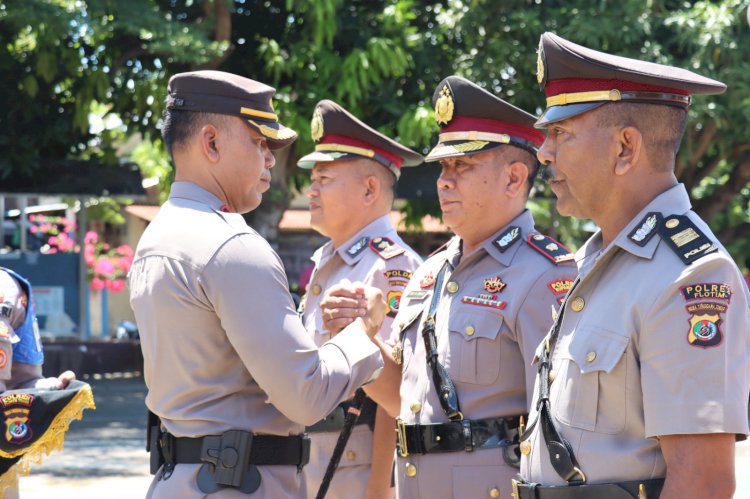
[680,120,717,189]
[693,154,750,221]
[196,0,233,70]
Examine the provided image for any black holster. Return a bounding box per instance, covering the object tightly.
[146,410,164,475]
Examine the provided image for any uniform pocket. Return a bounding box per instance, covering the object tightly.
[554,327,629,433]
[447,308,503,384]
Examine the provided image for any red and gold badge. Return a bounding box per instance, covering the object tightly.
[483,276,506,293]
[420,273,435,289]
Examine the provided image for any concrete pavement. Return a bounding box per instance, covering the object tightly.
[15,375,750,498]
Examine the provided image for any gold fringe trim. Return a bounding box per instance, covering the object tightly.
[0,384,95,496]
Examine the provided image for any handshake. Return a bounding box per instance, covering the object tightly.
[318,280,386,340]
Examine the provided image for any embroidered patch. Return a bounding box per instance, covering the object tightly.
[686,302,727,314]
[369,237,405,260]
[628,212,661,247]
[681,283,732,303]
[389,280,410,288]
[385,270,413,281]
[347,236,370,258]
[658,215,717,265]
[483,276,506,293]
[461,296,507,310]
[687,312,722,348]
[526,234,574,264]
[0,392,35,445]
[547,279,574,296]
[420,273,435,289]
[406,290,429,300]
[494,226,521,252]
[386,290,402,318]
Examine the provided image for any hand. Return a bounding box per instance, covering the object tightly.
[34,370,76,390]
[358,284,386,339]
[320,279,368,334]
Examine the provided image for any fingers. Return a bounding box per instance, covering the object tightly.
[57,370,76,388]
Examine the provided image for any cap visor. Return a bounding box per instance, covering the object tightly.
[244,119,298,149]
[424,140,503,162]
[534,102,606,128]
[296,151,359,169]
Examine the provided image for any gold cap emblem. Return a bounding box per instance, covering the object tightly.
[311,107,324,142]
[435,85,455,126]
[536,40,545,85]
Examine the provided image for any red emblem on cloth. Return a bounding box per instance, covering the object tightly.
[420,273,435,289]
[483,276,506,293]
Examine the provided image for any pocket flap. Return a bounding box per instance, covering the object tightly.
[448,307,504,341]
[567,327,628,374]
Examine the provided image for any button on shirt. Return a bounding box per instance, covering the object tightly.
[129,182,383,498]
[521,184,750,485]
[391,210,577,498]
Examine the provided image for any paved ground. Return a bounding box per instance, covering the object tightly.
[14,375,750,498]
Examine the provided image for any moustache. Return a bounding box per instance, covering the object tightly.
[540,167,555,182]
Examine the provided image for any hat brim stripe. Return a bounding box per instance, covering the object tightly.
[546,89,691,108]
[240,107,279,121]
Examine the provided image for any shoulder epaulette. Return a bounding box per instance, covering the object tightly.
[658,214,718,265]
[368,236,405,260]
[526,233,574,264]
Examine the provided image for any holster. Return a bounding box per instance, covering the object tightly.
[146,410,164,475]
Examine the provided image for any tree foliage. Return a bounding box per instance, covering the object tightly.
[2,0,750,263]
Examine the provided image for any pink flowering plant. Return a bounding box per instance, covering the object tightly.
[28,215,133,293]
[83,231,133,293]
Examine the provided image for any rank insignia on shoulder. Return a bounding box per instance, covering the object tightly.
[494,226,521,252]
[628,212,662,247]
[347,236,370,258]
[658,215,718,265]
[526,234,574,264]
[368,237,405,260]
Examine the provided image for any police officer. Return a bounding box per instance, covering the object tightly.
[296,100,423,499]
[0,267,77,498]
[515,33,750,499]
[129,71,386,498]
[324,76,577,498]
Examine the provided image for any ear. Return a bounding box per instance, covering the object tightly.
[363,175,381,205]
[505,161,529,197]
[199,124,221,163]
[614,126,642,176]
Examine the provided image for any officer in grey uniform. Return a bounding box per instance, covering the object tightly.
[296,100,423,498]
[515,33,750,499]
[325,76,578,499]
[129,71,385,498]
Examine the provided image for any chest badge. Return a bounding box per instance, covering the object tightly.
[420,273,435,289]
[483,276,506,293]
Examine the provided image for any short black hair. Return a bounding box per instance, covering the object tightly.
[161,108,232,156]
[499,145,541,191]
[595,102,688,171]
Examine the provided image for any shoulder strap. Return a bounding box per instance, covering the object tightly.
[526,234,574,264]
[657,214,718,265]
[368,236,405,260]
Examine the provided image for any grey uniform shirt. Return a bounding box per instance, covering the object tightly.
[129,182,383,498]
[391,210,577,498]
[301,214,422,496]
[521,184,750,485]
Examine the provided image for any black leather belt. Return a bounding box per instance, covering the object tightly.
[512,477,664,499]
[306,397,377,433]
[396,416,521,457]
[165,432,311,468]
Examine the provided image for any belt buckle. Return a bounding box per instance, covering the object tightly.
[511,478,520,499]
[396,418,409,457]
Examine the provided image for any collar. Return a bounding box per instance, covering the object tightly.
[578,184,692,267]
[168,181,226,211]
[483,209,537,266]
[336,214,397,266]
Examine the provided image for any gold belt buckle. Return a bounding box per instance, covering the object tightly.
[396,418,409,457]
[511,478,520,499]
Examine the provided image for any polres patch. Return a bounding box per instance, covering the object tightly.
[687,312,722,348]
[681,283,732,303]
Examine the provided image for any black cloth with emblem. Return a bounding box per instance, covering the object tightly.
[297,100,423,179]
[535,32,727,127]
[166,70,297,149]
[425,76,545,162]
[0,380,95,489]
